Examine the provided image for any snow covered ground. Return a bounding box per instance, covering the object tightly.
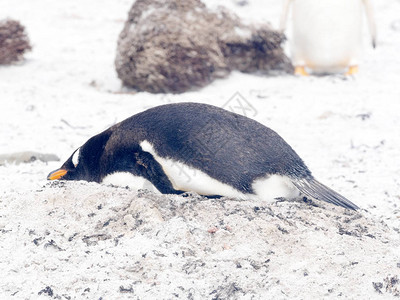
[1,0,399,298]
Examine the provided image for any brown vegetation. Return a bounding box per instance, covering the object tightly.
[0,19,32,64]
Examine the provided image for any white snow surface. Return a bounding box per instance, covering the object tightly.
[1,0,400,299]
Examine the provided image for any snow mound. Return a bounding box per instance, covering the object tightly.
[1,181,399,299]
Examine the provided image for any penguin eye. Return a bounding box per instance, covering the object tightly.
[72,148,80,168]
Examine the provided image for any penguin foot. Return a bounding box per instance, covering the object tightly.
[345,65,359,76]
[294,66,309,76]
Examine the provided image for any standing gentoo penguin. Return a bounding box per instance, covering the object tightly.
[48,102,358,210]
[280,0,376,76]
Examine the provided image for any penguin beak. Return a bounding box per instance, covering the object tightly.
[47,169,68,180]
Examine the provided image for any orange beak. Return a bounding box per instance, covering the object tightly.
[47,169,68,180]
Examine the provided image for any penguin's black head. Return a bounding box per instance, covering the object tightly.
[47,147,86,181]
[47,130,112,183]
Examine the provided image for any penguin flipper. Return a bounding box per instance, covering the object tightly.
[112,150,183,195]
[291,177,359,210]
[135,151,186,195]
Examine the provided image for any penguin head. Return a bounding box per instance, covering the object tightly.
[47,130,112,182]
[47,147,85,181]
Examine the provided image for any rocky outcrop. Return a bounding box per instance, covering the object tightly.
[115,0,292,93]
[1,181,399,298]
[0,19,32,64]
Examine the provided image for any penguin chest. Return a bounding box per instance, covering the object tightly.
[291,0,363,72]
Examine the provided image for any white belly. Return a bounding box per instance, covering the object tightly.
[140,140,299,202]
[291,0,363,72]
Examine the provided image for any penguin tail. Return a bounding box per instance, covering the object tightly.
[291,177,359,211]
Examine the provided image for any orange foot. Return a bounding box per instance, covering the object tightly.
[345,65,359,76]
[294,66,309,76]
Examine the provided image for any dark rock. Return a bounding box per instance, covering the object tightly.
[209,282,244,300]
[115,0,292,93]
[384,275,400,297]
[119,285,134,293]
[44,239,64,251]
[38,286,54,297]
[0,19,32,64]
[82,234,111,246]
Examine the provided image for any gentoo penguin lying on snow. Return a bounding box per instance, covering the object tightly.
[48,102,358,210]
[280,0,376,76]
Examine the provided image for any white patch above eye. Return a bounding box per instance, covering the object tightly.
[72,148,80,167]
[101,172,160,194]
